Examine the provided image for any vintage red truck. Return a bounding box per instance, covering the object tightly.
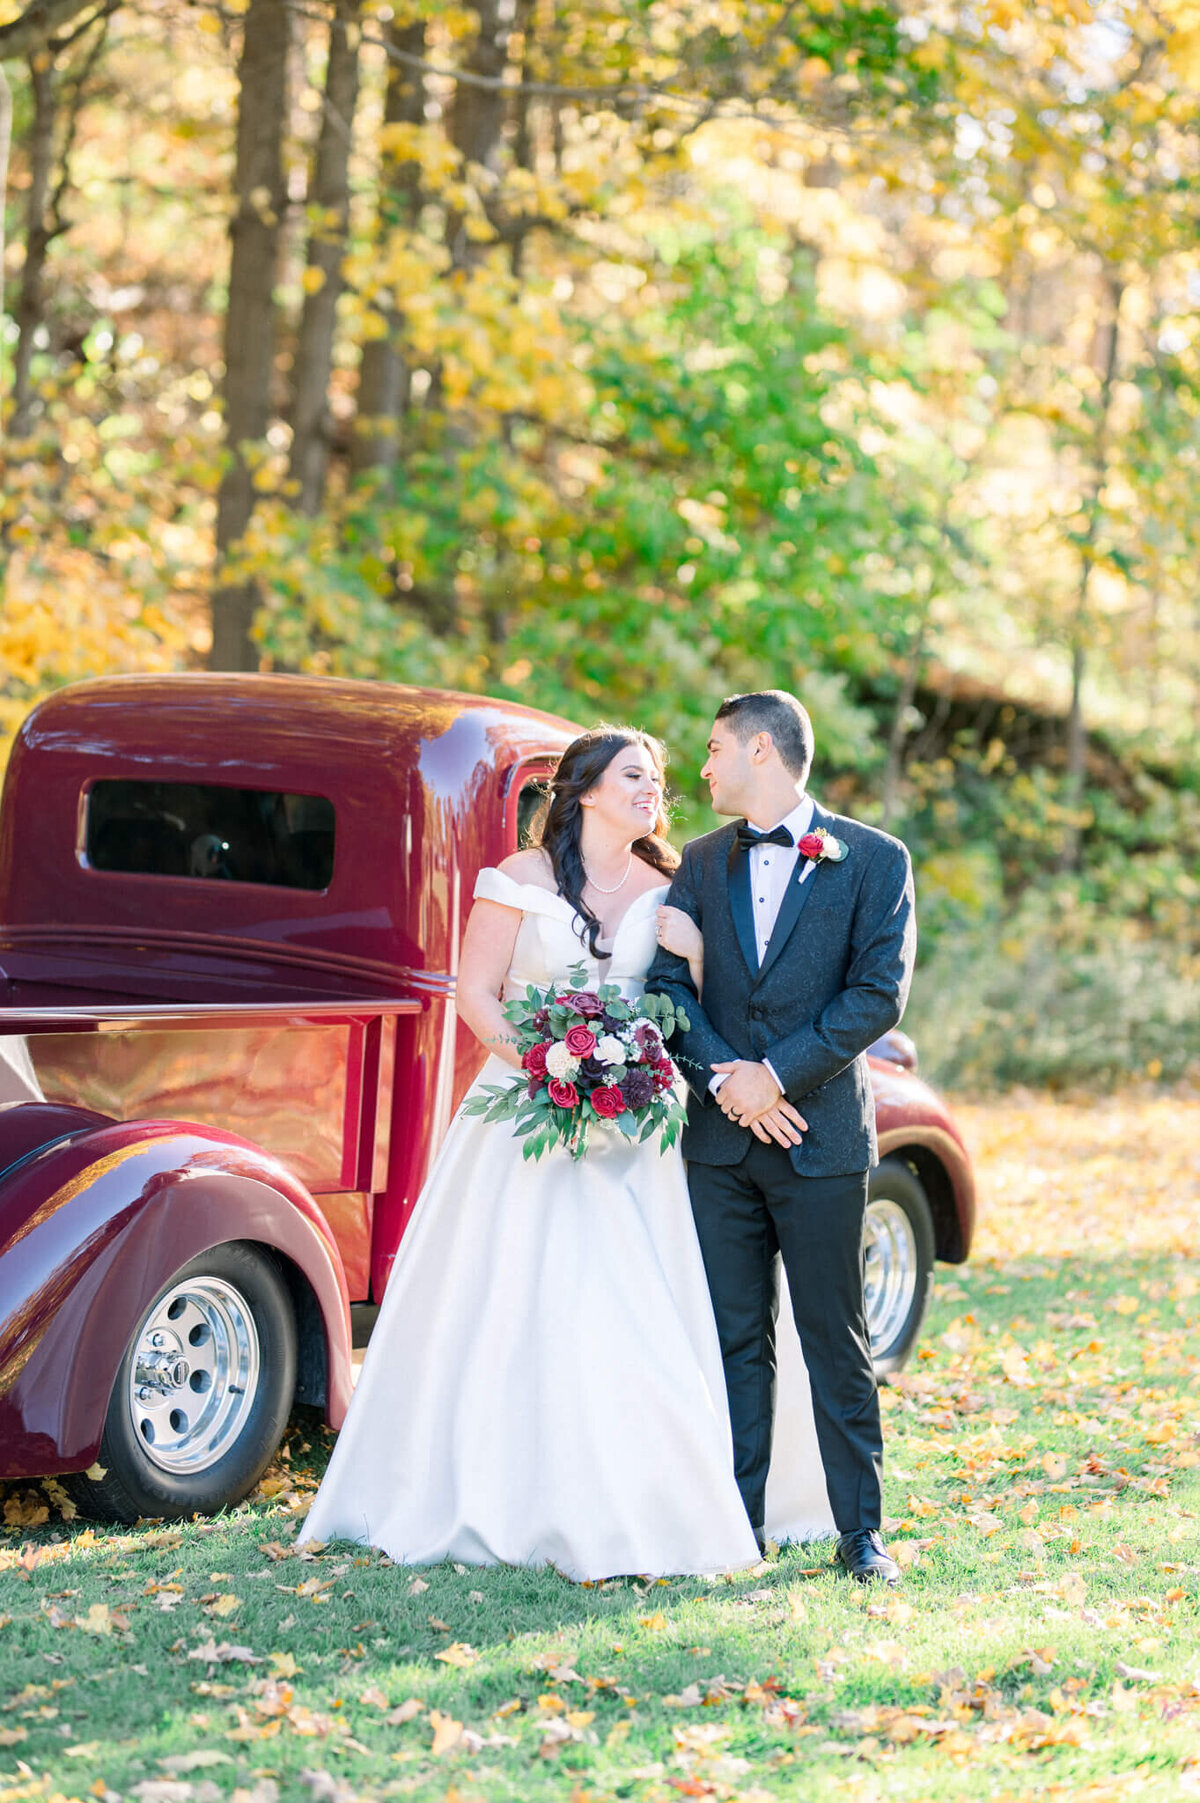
[0,675,975,1522]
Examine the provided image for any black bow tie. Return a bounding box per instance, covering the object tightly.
[735,823,794,852]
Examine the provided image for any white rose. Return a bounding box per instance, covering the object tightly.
[545,1041,581,1080]
[594,1034,628,1067]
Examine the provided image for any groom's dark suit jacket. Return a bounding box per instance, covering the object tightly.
[647,803,916,1176]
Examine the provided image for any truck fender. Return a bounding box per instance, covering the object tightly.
[0,1120,353,1479]
[871,1061,977,1263]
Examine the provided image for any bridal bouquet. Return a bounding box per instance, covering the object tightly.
[462,966,691,1162]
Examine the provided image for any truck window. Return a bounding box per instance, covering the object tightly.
[85,780,336,891]
[516,778,550,849]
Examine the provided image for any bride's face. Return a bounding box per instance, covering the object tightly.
[580,743,664,841]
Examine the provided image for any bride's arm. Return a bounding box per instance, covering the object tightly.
[655,904,704,995]
[457,898,525,1070]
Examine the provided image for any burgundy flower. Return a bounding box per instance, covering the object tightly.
[622,1067,655,1109]
[522,1042,550,1079]
[532,1007,551,1032]
[564,1023,597,1058]
[632,1022,663,1062]
[591,1084,626,1119]
[547,1078,579,1109]
[526,1076,543,1101]
[565,990,604,1018]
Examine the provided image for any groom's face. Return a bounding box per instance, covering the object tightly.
[701,721,755,817]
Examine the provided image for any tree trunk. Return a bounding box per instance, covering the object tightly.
[210,0,291,672]
[288,0,361,515]
[9,13,107,441]
[446,0,509,267]
[9,53,56,439]
[1059,273,1123,872]
[507,0,536,277]
[350,18,423,478]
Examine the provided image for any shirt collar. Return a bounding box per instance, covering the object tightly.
[782,794,814,842]
[744,794,814,841]
[750,794,812,844]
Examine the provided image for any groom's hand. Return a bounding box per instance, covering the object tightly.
[712,1061,808,1147]
[749,1101,808,1148]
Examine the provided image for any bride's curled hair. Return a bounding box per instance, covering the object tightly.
[532,727,679,957]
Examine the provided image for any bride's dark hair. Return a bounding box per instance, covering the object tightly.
[531,727,679,956]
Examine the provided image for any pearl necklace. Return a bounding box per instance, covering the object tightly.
[584,849,633,895]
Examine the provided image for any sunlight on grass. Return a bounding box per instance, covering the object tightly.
[1,1095,1198,1802]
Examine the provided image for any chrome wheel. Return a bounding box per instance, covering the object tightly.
[863,1196,919,1355]
[125,1276,261,1476]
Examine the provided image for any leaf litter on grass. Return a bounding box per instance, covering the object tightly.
[0,1093,1198,1802]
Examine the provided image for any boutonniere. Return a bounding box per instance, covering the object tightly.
[797,827,848,864]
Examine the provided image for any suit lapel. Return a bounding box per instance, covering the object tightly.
[756,801,834,982]
[725,831,759,977]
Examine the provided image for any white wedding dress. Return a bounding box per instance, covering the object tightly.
[301,868,835,1579]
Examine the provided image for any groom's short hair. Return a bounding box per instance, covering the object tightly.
[715,690,814,781]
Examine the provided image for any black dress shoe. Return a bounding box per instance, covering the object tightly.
[835,1529,900,1585]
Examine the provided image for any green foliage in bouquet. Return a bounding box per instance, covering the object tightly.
[461,966,692,1162]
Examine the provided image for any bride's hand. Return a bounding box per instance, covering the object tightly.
[656,905,703,961]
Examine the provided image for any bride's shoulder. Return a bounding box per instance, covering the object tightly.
[496,849,556,891]
[473,850,562,912]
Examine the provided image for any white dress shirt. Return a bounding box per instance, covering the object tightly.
[710,793,815,1101]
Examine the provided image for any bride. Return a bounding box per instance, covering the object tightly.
[301,727,834,1579]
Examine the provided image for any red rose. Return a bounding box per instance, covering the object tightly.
[547,1078,579,1108]
[565,990,604,1017]
[564,1024,597,1058]
[797,832,825,860]
[591,1084,626,1119]
[522,1042,550,1079]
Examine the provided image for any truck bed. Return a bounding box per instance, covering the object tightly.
[1,938,418,1299]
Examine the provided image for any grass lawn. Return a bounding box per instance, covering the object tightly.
[2,1091,1198,1803]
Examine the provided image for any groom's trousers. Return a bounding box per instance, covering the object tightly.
[688,1141,882,1538]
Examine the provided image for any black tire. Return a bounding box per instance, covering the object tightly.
[865,1156,936,1378]
[66,1241,296,1523]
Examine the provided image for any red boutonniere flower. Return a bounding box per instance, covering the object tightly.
[797,827,848,864]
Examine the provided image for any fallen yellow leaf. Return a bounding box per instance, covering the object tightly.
[429,1708,464,1755]
[386,1697,424,1725]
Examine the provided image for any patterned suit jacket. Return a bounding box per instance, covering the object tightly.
[645,802,916,1176]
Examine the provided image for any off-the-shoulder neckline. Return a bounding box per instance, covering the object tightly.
[475,865,669,947]
[479,865,669,901]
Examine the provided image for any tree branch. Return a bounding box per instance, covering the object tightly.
[0,0,111,61]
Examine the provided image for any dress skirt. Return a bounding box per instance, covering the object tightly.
[301,1056,766,1579]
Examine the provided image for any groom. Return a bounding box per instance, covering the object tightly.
[647,689,916,1584]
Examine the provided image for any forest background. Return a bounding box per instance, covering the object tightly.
[1,0,1198,1091]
